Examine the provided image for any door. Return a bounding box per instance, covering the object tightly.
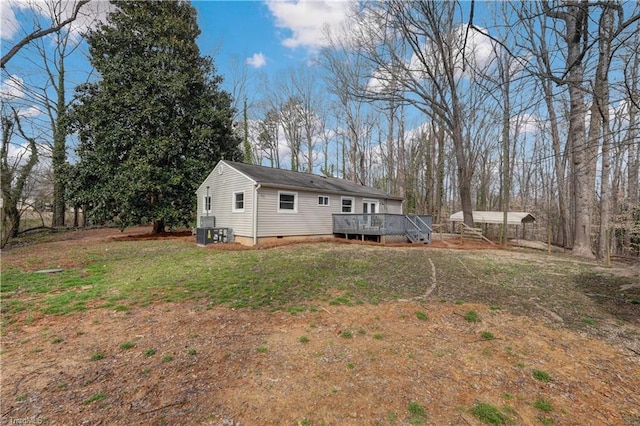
[362,199,379,227]
[363,200,377,214]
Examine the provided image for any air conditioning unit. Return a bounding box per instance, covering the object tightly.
[200,216,215,228]
[196,227,233,246]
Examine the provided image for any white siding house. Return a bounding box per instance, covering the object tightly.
[196,160,404,246]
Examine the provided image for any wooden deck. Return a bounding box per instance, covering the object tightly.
[332,214,432,244]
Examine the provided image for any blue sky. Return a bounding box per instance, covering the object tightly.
[196,1,291,76]
[192,1,354,99]
[0,0,489,168]
[0,0,355,116]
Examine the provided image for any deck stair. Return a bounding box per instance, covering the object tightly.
[404,215,431,244]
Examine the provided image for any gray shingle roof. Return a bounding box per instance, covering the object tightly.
[224,161,403,200]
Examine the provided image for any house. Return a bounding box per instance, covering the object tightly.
[195,160,405,246]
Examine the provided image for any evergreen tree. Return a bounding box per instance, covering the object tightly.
[69,1,241,233]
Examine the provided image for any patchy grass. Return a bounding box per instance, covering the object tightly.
[471,402,511,424]
[83,392,107,405]
[415,311,428,321]
[407,401,427,424]
[119,341,134,350]
[533,398,554,412]
[90,352,105,361]
[340,330,353,339]
[2,234,637,344]
[464,310,481,323]
[481,331,495,340]
[532,369,552,383]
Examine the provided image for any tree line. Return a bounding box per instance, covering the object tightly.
[1,0,240,246]
[245,1,639,259]
[2,0,639,259]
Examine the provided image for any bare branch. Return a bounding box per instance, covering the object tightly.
[1,0,91,68]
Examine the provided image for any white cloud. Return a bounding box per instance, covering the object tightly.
[1,75,44,117]
[455,25,497,72]
[0,1,112,43]
[246,52,267,68]
[511,113,540,136]
[0,2,21,40]
[409,24,498,81]
[365,67,394,94]
[266,0,352,50]
[0,75,25,99]
[17,106,43,117]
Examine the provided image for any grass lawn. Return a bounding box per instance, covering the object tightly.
[1,229,639,425]
[2,233,638,336]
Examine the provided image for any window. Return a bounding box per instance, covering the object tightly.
[318,195,330,206]
[341,197,354,213]
[204,196,211,213]
[233,191,244,212]
[278,191,297,213]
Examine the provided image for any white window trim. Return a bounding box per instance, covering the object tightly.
[318,195,330,206]
[232,191,245,213]
[362,198,380,214]
[203,195,212,214]
[278,191,298,213]
[341,196,354,213]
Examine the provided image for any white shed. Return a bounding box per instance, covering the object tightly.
[450,211,536,240]
[449,211,535,225]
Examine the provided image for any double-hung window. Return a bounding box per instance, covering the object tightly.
[232,191,245,212]
[278,191,297,213]
[341,197,354,213]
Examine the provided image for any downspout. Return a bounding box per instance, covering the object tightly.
[253,184,261,245]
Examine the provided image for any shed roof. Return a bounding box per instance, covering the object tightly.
[221,161,404,200]
[449,211,535,225]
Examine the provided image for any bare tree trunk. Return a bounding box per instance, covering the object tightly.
[52,52,67,227]
[499,51,511,245]
[1,112,39,247]
[626,35,639,207]
[548,1,595,258]
[595,3,615,260]
[436,124,445,223]
[520,3,571,247]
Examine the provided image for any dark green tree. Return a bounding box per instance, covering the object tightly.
[69,1,241,233]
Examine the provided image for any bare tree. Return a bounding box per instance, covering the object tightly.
[338,1,482,226]
[1,0,90,68]
[2,0,104,228]
[592,2,616,260]
[279,97,304,172]
[1,109,39,247]
[256,108,281,168]
[516,2,573,248]
[320,25,377,184]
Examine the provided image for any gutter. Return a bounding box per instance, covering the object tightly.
[254,182,404,201]
[253,183,261,245]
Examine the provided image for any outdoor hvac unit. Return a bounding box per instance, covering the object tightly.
[196,227,233,246]
[200,216,215,228]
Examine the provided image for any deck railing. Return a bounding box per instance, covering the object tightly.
[332,214,432,242]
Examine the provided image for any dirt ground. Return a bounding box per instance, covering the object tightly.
[1,228,639,425]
